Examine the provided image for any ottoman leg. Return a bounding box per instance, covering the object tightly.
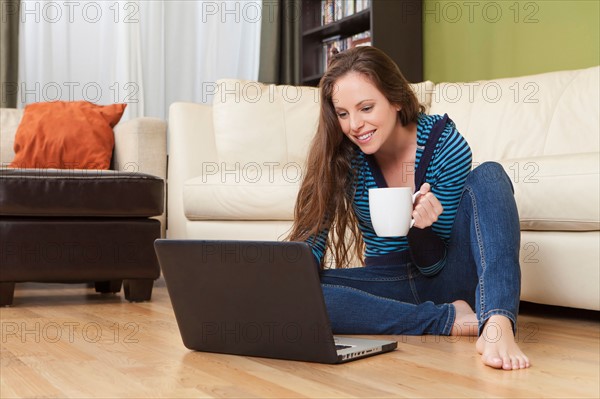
[124,279,154,302]
[95,280,123,294]
[0,282,16,306]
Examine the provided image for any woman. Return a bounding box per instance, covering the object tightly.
[288,46,530,370]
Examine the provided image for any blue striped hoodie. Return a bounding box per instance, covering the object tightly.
[307,113,472,275]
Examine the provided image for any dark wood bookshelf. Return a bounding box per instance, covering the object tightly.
[303,9,370,38]
[300,0,423,86]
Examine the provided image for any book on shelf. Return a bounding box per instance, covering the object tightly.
[321,0,370,26]
[321,31,372,71]
[343,0,355,17]
[355,0,371,13]
[322,0,334,24]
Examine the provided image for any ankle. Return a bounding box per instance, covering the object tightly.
[481,315,516,340]
[486,315,514,328]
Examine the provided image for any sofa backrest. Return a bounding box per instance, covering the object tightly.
[0,108,23,165]
[212,80,320,168]
[210,79,435,169]
[429,66,600,163]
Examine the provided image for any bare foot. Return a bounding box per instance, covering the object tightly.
[450,300,478,336]
[476,315,531,370]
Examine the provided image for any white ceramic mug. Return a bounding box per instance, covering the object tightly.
[368,187,420,237]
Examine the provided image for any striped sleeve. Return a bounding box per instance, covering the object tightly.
[305,227,329,266]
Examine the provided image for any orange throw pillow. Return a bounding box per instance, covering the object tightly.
[10,101,127,169]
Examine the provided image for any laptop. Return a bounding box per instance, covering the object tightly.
[154,239,398,364]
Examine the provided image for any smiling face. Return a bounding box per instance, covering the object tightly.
[331,72,401,155]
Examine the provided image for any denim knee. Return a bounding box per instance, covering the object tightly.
[467,161,514,193]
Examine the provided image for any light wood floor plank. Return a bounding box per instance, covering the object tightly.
[1,280,598,398]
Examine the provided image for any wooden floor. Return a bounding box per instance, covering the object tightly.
[1,279,598,398]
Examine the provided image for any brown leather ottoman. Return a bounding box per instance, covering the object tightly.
[0,168,164,305]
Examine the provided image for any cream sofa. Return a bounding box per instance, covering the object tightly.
[168,66,600,311]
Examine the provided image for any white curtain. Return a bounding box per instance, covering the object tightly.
[18,0,262,121]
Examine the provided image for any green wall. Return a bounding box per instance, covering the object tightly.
[423,0,600,82]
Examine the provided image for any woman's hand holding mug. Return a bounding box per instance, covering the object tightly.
[412,183,443,229]
[369,183,443,237]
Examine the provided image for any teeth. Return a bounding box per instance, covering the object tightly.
[358,132,374,140]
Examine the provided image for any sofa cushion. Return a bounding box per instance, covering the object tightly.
[183,166,300,220]
[9,101,126,169]
[543,67,600,156]
[429,66,600,163]
[411,81,434,114]
[0,168,164,217]
[212,80,320,166]
[498,152,599,231]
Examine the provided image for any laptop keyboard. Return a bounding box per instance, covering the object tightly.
[335,344,353,350]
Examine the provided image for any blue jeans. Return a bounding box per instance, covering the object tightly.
[320,162,521,336]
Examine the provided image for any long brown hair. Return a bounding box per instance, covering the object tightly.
[288,46,424,269]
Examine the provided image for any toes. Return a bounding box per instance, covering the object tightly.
[503,354,531,370]
[511,353,531,369]
[477,332,531,370]
[511,356,520,370]
[520,355,531,369]
[482,354,503,369]
[502,355,513,370]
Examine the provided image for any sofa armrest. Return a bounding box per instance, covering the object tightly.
[113,117,167,236]
[113,117,167,180]
[497,152,599,231]
[167,102,218,238]
[0,108,24,165]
